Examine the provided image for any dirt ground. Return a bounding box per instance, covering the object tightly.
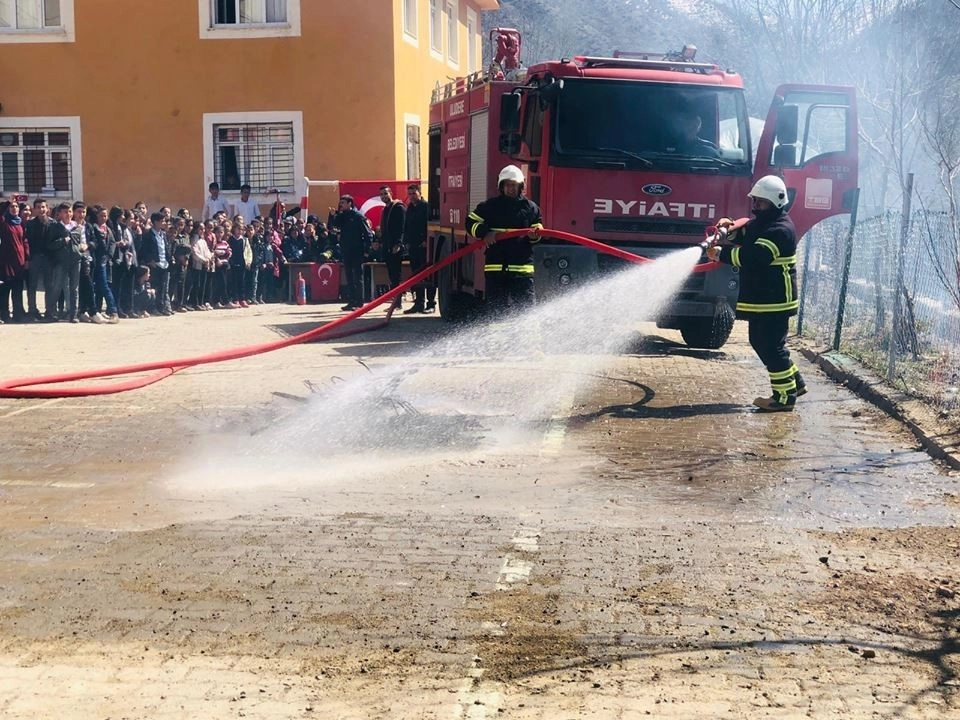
[0,302,957,719]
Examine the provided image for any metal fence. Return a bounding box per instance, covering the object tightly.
[796,205,960,418]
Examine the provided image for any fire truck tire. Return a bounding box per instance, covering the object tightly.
[678,303,734,349]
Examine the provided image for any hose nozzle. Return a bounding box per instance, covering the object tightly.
[700,224,728,251]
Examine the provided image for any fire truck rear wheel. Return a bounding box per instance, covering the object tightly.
[678,303,734,350]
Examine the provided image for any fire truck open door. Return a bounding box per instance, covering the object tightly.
[754,84,859,236]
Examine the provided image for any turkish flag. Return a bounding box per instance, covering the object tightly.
[311,262,341,301]
[339,180,420,228]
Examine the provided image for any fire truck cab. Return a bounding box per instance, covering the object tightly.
[428,31,859,348]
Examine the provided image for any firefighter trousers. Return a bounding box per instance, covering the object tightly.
[484,271,535,314]
[747,314,803,404]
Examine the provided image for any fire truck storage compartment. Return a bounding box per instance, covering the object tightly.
[469,111,489,210]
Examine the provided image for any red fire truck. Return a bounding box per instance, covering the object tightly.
[427,29,858,348]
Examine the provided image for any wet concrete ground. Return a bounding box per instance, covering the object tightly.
[0,302,957,718]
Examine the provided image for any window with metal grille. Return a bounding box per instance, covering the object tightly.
[0,127,72,195]
[213,0,286,25]
[0,0,61,29]
[213,122,294,193]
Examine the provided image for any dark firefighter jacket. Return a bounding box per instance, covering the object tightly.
[466,194,544,273]
[718,210,798,318]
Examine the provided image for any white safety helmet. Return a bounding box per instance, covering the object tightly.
[748,175,789,209]
[498,164,525,185]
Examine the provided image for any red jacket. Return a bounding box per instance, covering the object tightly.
[0,217,29,277]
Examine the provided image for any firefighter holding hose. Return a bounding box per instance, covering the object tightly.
[706,175,807,411]
[466,165,543,312]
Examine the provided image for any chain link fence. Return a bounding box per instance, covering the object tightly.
[797,208,960,418]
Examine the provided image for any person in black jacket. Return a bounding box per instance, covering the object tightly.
[24,198,52,321]
[330,195,373,311]
[139,211,173,315]
[466,165,543,313]
[108,206,137,318]
[377,185,406,307]
[403,183,434,314]
[44,203,73,320]
[707,175,806,411]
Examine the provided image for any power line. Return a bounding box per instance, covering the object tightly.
[949,0,960,10]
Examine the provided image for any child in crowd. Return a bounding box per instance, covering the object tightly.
[132,266,156,317]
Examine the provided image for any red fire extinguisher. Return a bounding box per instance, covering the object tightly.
[296,272,307,305]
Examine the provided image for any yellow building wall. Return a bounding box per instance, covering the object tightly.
[391,0,490,191]
[0,0,495,214]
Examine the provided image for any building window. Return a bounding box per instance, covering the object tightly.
[0,126,74,196]
[214,0,285,24]
[402,0,417,40]
[429,0,442,55]
[0,0,74,43]
[406,124,421,181]
[213,122,295,193]
[200,0,300,39]
[446,0,458,64]
[466,8,477,74]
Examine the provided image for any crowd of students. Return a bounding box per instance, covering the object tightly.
[0,195,335,324]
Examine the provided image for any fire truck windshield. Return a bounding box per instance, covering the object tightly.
[553,79,751,173]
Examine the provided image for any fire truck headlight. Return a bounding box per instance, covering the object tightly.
[558,273,572,286]
[557,257,570,270]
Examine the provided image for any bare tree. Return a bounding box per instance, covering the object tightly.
[917,55,960,314]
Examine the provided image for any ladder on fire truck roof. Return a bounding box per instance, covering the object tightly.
[574,55,720,74]
[431,70,489,104]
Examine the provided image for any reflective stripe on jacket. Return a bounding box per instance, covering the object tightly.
[466,194,543,271]
[719,211,798,317]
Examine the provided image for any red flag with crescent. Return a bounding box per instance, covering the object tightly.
[311,262,341,301]
[338,180,420,227]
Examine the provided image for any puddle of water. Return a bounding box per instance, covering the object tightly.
[579,404,958,530]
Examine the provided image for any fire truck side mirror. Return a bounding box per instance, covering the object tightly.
[537,77,564,111]
[775,104,799,145]
[500,92,522,133]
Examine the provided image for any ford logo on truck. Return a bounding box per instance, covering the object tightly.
[642,183,672,196]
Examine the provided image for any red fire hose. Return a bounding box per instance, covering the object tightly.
[0,230,720,399]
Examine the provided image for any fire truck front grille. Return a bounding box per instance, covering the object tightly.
[593,218,706,236]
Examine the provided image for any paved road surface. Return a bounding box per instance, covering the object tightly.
[0,303,957,718]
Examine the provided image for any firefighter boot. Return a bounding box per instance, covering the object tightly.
[753,395,796,412]
[754,367,797,412]
[794,370,807,397]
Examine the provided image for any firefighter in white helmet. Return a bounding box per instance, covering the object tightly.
[706,175,806,411]
[466,165,544,312]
